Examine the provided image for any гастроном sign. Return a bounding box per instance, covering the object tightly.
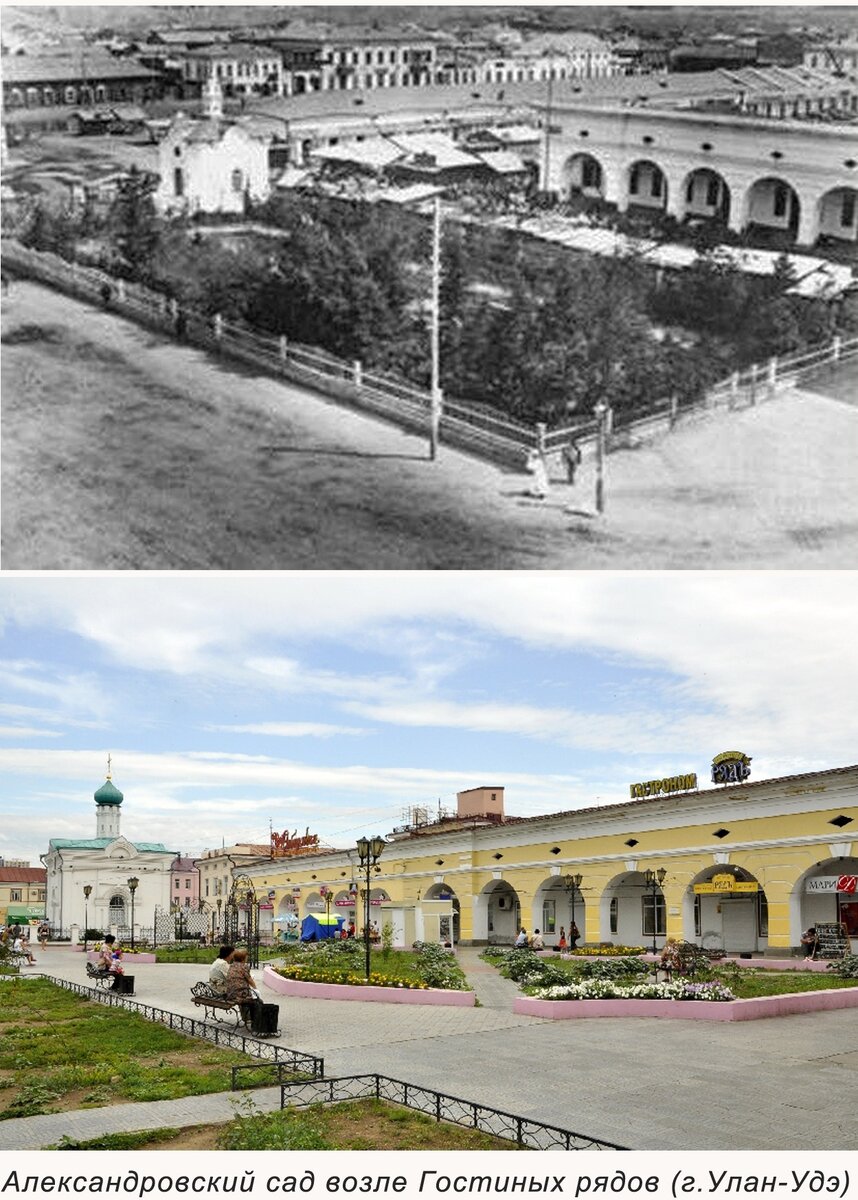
[711,751,752,785]
[629,774,697,798]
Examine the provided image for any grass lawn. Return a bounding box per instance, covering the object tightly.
[51,1099,521,1151]
[0,978,282,1119]
[153,945,284,965]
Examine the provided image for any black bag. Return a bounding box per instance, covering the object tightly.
[251,1003,279,1036]
[113,974,135,995]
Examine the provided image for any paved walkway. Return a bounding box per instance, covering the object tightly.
[3,947,858,1151]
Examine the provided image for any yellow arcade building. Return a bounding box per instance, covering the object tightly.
[245,760,858,957]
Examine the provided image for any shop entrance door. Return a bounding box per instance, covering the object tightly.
[721,899,757,953]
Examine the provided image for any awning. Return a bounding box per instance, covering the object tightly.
[4,904,45,919]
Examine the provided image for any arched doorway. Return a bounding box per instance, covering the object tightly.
[564,152,605,200]
[627,160,667,212]
[816,187,857,244]
[744,177,800,241]
[686,866,767,954]
[423,882,460,944]
[602,870,665,950]
[533,875,585,946]
[479,880,521,945]
[794,858,858,952]
[681,168,731,225]
[108,894,126,932]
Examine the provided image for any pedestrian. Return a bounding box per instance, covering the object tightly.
[38,922,49,950]
[208,944,234,997]
[569,922,581,950]
[531,928,545,951]
[514,928,529,949]
[562,439,582,486]
[525,449,549,500]
[557,926,567,952]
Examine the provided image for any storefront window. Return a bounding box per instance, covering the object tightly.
[542,898,556,933]
[642,894,666,937]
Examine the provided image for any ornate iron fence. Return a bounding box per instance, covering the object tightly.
[26,973,323,1076]
[279,1074,628,1151]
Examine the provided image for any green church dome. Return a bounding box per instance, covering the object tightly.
[94,778,124,806]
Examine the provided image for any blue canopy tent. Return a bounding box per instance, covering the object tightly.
[300,913,344,942]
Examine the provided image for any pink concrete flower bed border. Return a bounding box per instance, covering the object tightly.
[263,965,475,1007]
[514,985,858,1022]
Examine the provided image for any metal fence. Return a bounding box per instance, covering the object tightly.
[279,1074,628,1151]
[25,973,324,1076]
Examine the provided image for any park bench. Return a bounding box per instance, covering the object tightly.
[190,981,243,1028]
[86,962,115,989]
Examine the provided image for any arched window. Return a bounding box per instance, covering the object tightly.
[231,168,244,193]
[108,895,126,926]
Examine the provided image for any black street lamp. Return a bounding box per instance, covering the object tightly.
[564,872,583,949]
[83,884,92,952]
[127,876,139,950]
[321,885,333,922]
[356,835,385,981]
[216,897,223,940]
[643,867,667,956]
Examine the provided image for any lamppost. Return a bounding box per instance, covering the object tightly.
[216,897,223,941]
[643,867,667,956]
[83,885,92,952]
[564,872,583,948]
[356,836,385,981]
[320,885,333,922]
[127,876,139,950]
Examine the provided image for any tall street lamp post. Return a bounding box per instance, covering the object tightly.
[643,868,667,956]
[83,885,92,952]
[356,836,385,981]
[216,897,223,941]
[593,401,608,515]
[127,876,139,950]
[564,872,583,948]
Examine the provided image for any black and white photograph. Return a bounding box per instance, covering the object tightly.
[1,4,856,568]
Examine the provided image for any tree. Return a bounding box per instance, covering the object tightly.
[107,164,160,279]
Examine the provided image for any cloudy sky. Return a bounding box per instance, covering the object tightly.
[0,571,854,867]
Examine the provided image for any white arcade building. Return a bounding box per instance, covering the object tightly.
[41,767,177,940]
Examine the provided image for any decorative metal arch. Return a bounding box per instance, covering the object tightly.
[225,874,261,967]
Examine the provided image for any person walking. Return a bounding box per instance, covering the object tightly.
[562,439,582,486]
[38,922,50,951]
[569,922,581,950]
[557,927,567,952]
[525,450,549,500]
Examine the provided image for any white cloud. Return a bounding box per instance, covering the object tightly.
[207,722,369,738]
[0,726,63,739]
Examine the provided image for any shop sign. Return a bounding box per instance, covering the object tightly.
[259,903,273,910]
[334,898,353,907]
[711,751,752,785]
[807,876,858,894]
[305,898,326,912]
[629,774,697,799]
[694,873,759,894]
[271,827,321,857]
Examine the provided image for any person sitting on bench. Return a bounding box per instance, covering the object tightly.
[224,949,263,1028]
[209,944,235,997]
[98,935,125,987]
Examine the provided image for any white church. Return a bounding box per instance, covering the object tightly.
[42,765,177,940]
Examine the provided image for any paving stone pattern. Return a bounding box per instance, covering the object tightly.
[1,948,856,1151]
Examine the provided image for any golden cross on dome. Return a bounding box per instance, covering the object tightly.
[107,753,112,780]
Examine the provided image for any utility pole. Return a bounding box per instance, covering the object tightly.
[542,66,554,193]
[594,401,608,515]
[429,191,443,461]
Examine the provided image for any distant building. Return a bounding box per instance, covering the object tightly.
[0,867,46,929]
[1,52,160,111]
[804,40,858,76]
[259,23,439,94]
[170,856,200,909]
[154,77,271,214]
[41,767,177,939]
[178,42,285,98]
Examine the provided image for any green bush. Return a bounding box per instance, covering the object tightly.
[827,954,858,979]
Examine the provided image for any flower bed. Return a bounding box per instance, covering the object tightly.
[514,984,858,1022]
[263,965,476,1007]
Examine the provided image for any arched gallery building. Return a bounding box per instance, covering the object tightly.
[245,761,858,956]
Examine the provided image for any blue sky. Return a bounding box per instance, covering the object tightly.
[0,572,855,867]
